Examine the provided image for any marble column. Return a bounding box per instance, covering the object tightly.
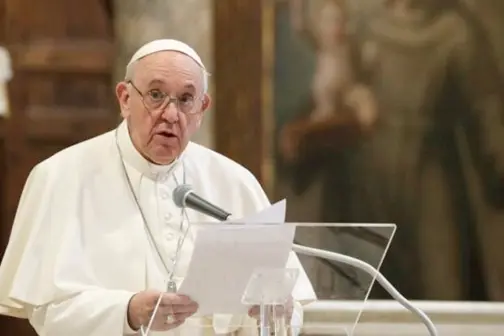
[113,0,214,148]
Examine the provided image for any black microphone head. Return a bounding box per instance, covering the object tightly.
[173,184,193,208]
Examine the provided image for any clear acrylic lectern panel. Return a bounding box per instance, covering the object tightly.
[141,223,395,336]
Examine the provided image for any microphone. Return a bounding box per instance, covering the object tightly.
[172,193,439,336]
[173,185,232,221]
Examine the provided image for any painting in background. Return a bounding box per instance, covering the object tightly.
[270,0,504,301]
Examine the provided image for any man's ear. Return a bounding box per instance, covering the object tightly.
[201,94,211,113]
[116,81,131,118]
[195,95,211,127]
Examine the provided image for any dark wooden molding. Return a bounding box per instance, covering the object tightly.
[213,0,266,185]
[24,107,118,141]
[0,118,4,139]
[8,40,114,74]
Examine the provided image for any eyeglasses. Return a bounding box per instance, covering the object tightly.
[128,81,202,115]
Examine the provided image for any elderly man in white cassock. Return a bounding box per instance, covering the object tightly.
[0,39,316,335]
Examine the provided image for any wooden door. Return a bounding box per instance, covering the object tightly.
[0,0,117,334]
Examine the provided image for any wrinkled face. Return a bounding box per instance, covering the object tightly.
[115,51,210,165]
[318,1,346,42]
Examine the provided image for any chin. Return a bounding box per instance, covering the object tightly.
[150,148,179,165]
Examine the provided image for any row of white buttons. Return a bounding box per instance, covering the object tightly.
[155,171,190,274]
[157,178,178,246]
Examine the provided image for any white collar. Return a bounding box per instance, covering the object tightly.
[116,120,182,180]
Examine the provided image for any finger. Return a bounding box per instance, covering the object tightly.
[155,312,189,326]
[248,306,259,317]
[160,294,189,306]
[152,319,184,332]
[151,312,185,332]
[167,319,185,330]
[174,311,197,320]
[173,301,199,313]
[158,305,175,317]
[152,310,172,325]
[160,294,193,306]
[151,317,172,332]
[159,301,198,315]
[152,321,170,332]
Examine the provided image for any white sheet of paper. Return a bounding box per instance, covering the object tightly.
[178,200,294,315]
[233,199,286,225]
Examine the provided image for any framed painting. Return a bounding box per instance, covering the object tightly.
[258,0,504,301]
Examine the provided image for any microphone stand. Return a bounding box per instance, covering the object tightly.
[291,243,438,336]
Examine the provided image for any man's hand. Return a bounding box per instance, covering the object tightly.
[127,290,198,331]
[248,297,294,322]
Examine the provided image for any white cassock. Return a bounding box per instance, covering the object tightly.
[0,120,316,336]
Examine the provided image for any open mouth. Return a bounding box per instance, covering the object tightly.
[157,131,177,138]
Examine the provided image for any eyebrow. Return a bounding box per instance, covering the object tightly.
[146,79,165,86]
[182,83,196,91]
[146,79,196,92]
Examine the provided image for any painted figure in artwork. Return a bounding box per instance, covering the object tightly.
[290,0,376,126]
[280,0,377,162]
[279,0,504,301]
[277,0,381,298]
[346,0,504,300]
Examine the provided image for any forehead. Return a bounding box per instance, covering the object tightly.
[134,51,203,87]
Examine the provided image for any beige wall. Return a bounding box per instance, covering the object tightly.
[113,0,214,148]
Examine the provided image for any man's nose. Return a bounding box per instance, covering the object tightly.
[161,101,179,123]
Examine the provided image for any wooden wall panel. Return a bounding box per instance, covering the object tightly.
[213,0,269,187]
[3,0,117,223]
[0,0,116,334]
